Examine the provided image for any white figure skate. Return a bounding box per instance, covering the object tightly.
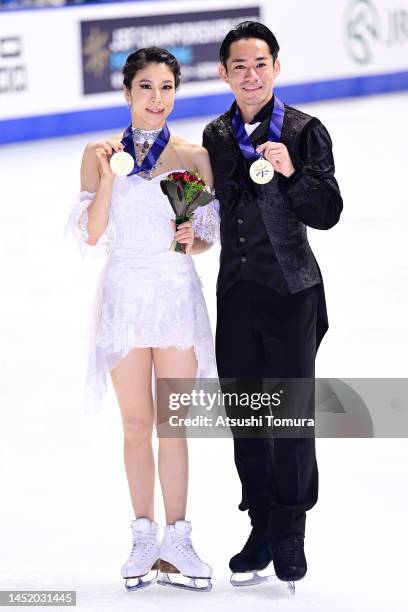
[158,520,213,592]
[121,517,160,591]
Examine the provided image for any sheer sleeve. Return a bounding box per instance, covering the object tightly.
[64,191,115,258]
[191,198,220,244]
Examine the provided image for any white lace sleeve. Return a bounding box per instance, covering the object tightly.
[192,198,220,244]
[64,191,115,258]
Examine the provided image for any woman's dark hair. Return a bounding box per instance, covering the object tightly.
[123,47,181,90]
[219,21,280,68]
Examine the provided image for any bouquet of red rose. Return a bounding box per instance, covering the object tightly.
[160,169,215,253]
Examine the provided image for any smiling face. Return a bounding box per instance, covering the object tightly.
[219,38,280,123]
[124,62,176,129]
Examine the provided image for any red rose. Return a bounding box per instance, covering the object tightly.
[168,172,184,181]
[184,171,205,186]
[167,170,205,188]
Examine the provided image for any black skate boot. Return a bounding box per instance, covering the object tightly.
[229,526,274,587]
[270,534,307,582]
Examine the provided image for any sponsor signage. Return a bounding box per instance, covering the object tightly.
[80,7,260,95]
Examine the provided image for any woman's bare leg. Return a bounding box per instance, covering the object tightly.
[153,347,197,524]
[110,347,155,520]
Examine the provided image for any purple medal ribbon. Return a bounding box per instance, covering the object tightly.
[121,123,170,176]
[231,95,285,161]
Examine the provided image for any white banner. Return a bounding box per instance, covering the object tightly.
[265,0,408,83]
[0,0,407,123]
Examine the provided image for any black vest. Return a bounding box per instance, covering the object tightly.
[203,102,322,296]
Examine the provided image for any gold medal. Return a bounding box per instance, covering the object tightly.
[249,157,274,184]
[109,151,134,176]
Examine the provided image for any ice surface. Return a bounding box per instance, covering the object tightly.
[0,93,407,611]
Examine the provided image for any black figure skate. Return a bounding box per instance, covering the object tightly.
[229,526,274,587]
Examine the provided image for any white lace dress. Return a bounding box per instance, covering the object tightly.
[65,166,220,412]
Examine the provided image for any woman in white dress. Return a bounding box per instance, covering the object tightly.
[65,47,219,592]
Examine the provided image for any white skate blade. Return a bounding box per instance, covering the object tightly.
[124,569,158,591]
[158,571,212,592]
[230,570,295,594]
[288,581,296,594]
[230,569,275,587]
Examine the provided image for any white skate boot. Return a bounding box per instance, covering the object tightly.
[158,520,213,592]
[121,517,160,591]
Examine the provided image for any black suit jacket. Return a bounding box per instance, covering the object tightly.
[203,100,343,351]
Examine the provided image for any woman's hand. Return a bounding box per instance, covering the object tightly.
[171,219,195,254]
[91,139,124,156]
[93,140,124,180]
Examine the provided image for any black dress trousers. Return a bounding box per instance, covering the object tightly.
[216,280,319,541]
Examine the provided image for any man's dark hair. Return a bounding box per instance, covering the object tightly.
[219,21,280,68]
[123,47,181,90]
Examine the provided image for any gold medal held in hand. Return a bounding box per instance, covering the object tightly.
[109,151,135,176]
[249,157,274,184]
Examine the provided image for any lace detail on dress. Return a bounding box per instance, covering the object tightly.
[64,191,115,259]
[66,172,218,413]
[78,207,90,242]
[191,198,220,244]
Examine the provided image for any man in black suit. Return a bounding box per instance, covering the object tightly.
[202,21,343,586]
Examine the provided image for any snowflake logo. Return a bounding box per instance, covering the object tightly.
[83,27,110,77]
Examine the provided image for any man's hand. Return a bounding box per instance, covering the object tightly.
[256,142,295,178]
